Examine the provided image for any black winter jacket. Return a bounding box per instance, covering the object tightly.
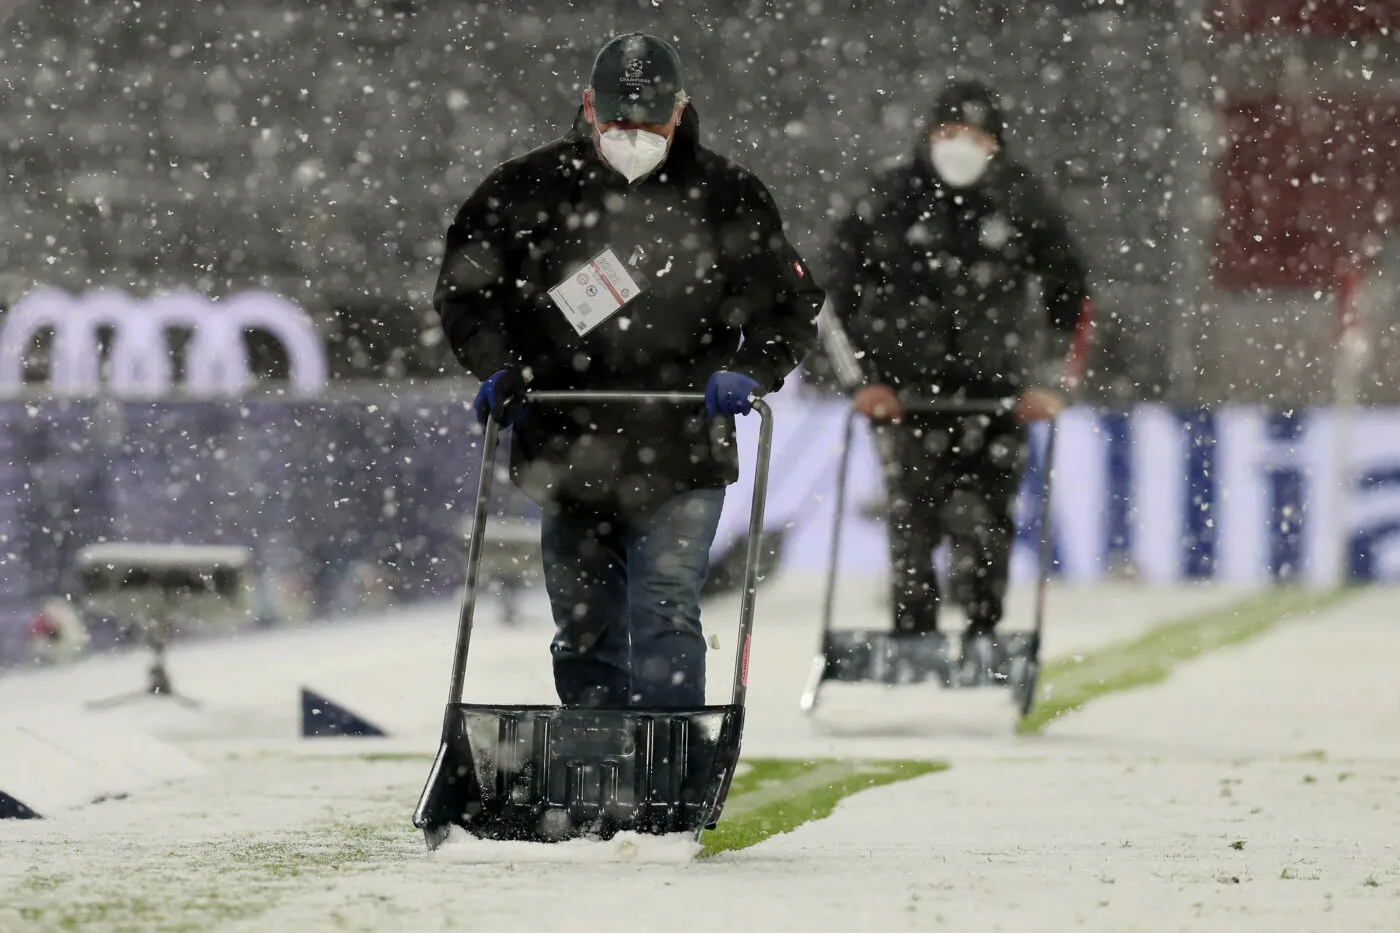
[824,138,1090,401]
[433,104,824,520]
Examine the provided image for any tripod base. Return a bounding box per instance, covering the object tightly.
[86,658,202,711]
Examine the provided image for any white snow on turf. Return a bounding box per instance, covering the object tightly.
[0,712,204,815]
[1048,585,1400,760]
[7,575,1397,933]
[0,575,1239,750]
[432,825,701,864]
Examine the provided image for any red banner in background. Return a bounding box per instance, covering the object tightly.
[1207,0,1400,36]
[1212,95,1400,290]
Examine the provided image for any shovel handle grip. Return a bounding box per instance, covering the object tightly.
[894,396,1019,416]
[526,390,707,404]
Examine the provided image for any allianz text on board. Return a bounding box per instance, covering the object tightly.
[707,397,1400,587]
[0,288,328,397]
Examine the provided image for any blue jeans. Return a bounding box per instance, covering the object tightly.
[542,488,725,709]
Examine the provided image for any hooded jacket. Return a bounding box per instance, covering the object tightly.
[822,84,1091,401]
[433,103,824,520]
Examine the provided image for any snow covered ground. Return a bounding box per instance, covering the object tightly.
[1,573,1397,932]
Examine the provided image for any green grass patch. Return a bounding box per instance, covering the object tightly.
[699,757,946,857]
[721,758,817,799]
[1018,586,1357,735]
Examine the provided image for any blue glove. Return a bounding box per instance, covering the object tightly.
[473,368,528,427]
[705,371,760,417]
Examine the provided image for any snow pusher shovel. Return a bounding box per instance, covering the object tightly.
[414,390,775,849]
[798,397,1059,722]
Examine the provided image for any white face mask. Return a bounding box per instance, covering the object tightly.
[930,134,993,188]
[598,128,670,183]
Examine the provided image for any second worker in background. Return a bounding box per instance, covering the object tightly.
[822,78,1093,672]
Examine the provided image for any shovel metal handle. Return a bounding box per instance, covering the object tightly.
[445,389,775,710]
[896,396,1019,416]
[1030,415,1058,638]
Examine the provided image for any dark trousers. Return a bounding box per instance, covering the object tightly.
[542,488,725,708]
[874,414,1025,634]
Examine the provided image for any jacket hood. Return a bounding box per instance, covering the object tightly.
[927,79,1006,144]
[911,80,1008,189]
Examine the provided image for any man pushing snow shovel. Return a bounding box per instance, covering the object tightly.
[821,78,1094,676]
[432,32,823,709]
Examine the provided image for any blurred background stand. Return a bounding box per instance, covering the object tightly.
[76,543,254,709]
[458,513,542,628]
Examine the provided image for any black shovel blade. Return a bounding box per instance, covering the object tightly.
[822,630,954,685]
[822,629,1040,689]
[413,704,744,848]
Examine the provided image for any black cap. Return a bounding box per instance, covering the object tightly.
[929,79,1005,144]
[589,33,684,125]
